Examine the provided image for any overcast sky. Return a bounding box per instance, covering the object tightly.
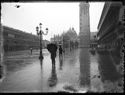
[1,2,104,41]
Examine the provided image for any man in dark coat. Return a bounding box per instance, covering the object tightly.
[59,45,64,59]
[47,43,58,66]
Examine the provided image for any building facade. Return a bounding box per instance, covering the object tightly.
[0,24,4,79]
[97,2,124,50]
[90,32,98,48]
[3,26,48,52]
[97,2,124,65]
[79,2,90,48]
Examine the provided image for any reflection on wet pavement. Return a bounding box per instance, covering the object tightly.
[79,48,90,89]
[59,56,63,70]
[90,51,104,92]
[48,64,58,87]
[97,53,122,82]
[97,52,123,93]
[0,49,124,93]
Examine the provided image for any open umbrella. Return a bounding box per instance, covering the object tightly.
[47,43,58,53]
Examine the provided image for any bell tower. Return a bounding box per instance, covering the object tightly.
[79,2,90,48]
[79,2,91,88]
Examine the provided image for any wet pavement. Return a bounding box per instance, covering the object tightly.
[0,48,123,93]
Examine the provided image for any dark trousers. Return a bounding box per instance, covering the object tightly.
[51,53,56,66]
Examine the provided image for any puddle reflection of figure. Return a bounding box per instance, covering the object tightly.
[48,65,58,87]
[59,45,64,70]
[40,59,43,68]
[59,56,63,70]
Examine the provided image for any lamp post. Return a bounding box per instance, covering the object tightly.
[36,23,48,60]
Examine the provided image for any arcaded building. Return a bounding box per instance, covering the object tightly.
[97,2,124,64]
[97,2,124,49]
[3,26,40,52]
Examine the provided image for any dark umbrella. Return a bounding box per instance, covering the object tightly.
[47,43,57,53]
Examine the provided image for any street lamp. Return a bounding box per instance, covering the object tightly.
[36,23,48,60]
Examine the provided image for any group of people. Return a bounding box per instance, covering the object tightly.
[30,43,64,66]
[47,43,64,87]
[47,43,64,66]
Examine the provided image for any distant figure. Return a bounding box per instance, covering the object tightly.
[0,65,3,79]
[47,43,58,66]
[15,5,20,8]
[59,45,64,59]
[30,48,33,55]
[0,65,4,81]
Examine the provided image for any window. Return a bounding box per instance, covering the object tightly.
[84,6,88,15]
[122,9,125,21]
[119,6,125,24]
[8,33,15,38]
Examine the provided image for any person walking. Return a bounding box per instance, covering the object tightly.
[30,48,33,55]
[59,45,64,60]
[47,43,58,66]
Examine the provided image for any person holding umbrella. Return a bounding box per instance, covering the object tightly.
[47,43,58,66]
